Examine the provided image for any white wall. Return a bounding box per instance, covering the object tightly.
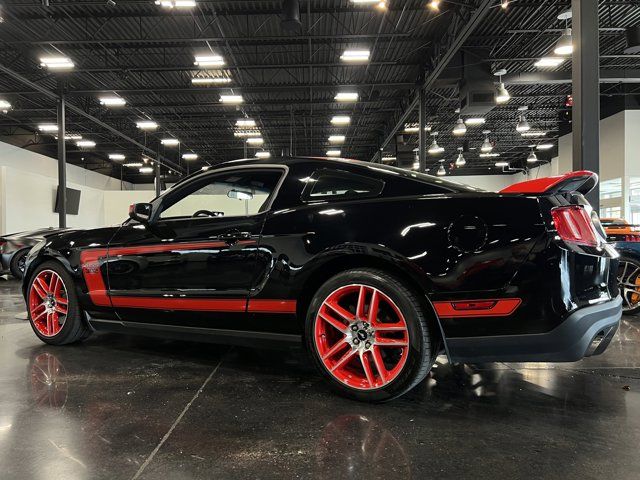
[103,190,156,227]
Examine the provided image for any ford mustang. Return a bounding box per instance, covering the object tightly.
[22,158,622,402]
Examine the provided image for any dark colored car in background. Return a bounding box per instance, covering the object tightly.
[21,159,622,402]
[1,228,72,279]
[601,218,640,314]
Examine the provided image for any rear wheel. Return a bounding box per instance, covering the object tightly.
[305,268,436,402]
[27,261,92,345]
[9,248,29,279]
[618,256,640,315]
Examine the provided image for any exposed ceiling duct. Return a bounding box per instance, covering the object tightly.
[625,26,640,54]
[458,52,496,117]
[281,0,302,31]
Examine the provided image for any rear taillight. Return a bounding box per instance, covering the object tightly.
[551,205,600,247]
[624,234,640,242]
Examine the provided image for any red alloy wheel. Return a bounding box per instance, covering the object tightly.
[313,284,410,390]
[29,270,69,337]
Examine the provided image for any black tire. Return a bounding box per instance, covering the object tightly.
[305,268,437,402]
[9,248,29,279]
[27,261,92,345]
[618,256,640,315]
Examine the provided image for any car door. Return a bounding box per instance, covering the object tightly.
[106,166,287,331]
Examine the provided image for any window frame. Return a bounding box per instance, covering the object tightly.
[300,168,385,204]
[150,165,289,223]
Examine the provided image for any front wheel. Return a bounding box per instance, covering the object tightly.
[305,268,437,402]
[27,261,92,345]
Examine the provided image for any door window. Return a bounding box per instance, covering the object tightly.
[302,170,384,202]
[159,169,283,220]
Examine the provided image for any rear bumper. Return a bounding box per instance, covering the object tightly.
[447,295,622,363]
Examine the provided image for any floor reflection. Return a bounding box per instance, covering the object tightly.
[29,352,68,412]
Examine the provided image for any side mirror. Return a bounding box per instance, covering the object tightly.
[129,203,153,225]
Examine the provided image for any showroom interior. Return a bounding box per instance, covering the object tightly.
[0,0,639,478]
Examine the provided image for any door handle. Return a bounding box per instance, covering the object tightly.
[218,231,252,243]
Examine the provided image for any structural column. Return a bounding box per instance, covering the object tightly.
[57,90,67,228]
[572,0,600,210]
[155,160,162,196]
[418,89,427,173]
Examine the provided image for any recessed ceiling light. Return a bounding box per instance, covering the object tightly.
[136,120,158,130]
[194,54,225,67]
[38,123,59,132]
[255,151,271,159]
[76,140,96,148]
[335,92,359,102]
[161,138,180,146]
[40,56,74,70]
[109,154,126,161]
[331,115,351,125]
[192,77,232,85]
[340,49,370,62]
[99,96,126,107]
[236,119,256,128]
[182,153,199,160]
[328,135,346,144]
[534,56,565,68]
[326,150,341,157]
[220,95,244,104]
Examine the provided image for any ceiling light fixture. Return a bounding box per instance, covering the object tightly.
[220,95,244,104]
[428,0,440,11]
[554,28,574,55]
[194,54,225,67]
[236,119,256,128]
[331,115,351,126]
[481,131,493,153]
[99,96,126,107]
[136,120,158,130]
[455,148,466,167]
[527,150,538,162]
[495,161,510,168]
[124,162,144,168]
[139,166,154,174]
[38,123,59,132]
[255,151,271,159]
[536,143,554,150]
[76,140,96,148]
[161,138,180,146]
[521,131,547,137]
[191,77,232,85]
[494,69,510,104]
[534,56,565,68]
[453,118,467,136]
[155,1,197,9]
[182,153,198,160]
[326,149,341,157]
[436,160,446,176]
[404,123,420,133]
[428,133,444,155]
[479,152,501,158]
[108,154,126,161]
[40,56,74,70]
[340,49,370,62]
[516,114,531,133]
[464,117,486,126]
[329,135,346,144]
[0,99,11,113]
[335,92,359,102]
[246,137,264,145]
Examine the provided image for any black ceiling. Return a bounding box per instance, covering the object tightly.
[0,0,638,183]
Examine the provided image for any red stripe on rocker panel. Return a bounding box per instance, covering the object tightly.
[111,296,247,312]
[248,299,297,314]
[433,298,522,318]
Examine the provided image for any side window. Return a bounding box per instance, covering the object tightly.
[302,170,384,202]
[159,169,283,220]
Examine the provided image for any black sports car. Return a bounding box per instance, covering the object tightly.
[22,158,622,402]
[1,227,72,279]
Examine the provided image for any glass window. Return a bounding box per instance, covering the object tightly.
[303,170,384,201]
[159,169,283,220]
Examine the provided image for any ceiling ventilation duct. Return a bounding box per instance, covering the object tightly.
[457,53,496,116]
[281,0,302,31]
[625,26,640,54]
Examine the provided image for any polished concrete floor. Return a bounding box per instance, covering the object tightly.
[1,277,640,480]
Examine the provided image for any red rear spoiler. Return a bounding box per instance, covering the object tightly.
[499,170,598,195]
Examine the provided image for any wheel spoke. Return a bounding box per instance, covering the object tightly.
[324,299,355,323]
[319,310,348,333]
[32,282,47,300]
[46,313,54,336]
[35,277,49,295]
[375,337,409,347]
[331,348,356,372]
[321,338,348,361]
[32,306,47,323]
[49,273,59,293]
[56,297,68,306]
[373,323,407,331]
[356,286,367,319]
[367,289,380,325]
[360,352,376,387]
[371,347,387,384]
[54,305,68,316]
